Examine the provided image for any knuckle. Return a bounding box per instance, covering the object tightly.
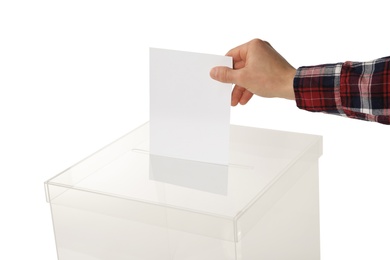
[250,38,271,48]
[222,68,231,82]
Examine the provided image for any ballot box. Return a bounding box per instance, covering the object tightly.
[45,122,322,260]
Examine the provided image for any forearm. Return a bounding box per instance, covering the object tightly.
[293,56,390,125]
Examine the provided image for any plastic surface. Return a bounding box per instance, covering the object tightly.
[46,122,322,260]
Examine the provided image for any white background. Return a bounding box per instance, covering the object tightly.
[1,0,389,259]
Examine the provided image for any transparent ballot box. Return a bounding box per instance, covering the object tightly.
[45,122,322,260]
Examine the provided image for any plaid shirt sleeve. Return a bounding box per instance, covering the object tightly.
[293,56,390,125]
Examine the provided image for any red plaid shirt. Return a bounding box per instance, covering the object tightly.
[294,56,390,125]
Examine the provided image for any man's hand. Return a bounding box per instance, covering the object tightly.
[210,39,296,106]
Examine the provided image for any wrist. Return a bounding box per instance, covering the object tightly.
[280,68,296,100]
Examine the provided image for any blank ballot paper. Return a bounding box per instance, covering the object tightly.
[149,48,232,165]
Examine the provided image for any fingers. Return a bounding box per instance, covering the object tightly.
[231,85,242,106]
[231,85,253,106]
[239,89,254,105]
[209,66,238,84]
[209,57,245,83]
[234,60,245,70]
[210,41,249,84]
[226,42,249,62]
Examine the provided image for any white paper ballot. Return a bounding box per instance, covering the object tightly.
[149,48,232,165]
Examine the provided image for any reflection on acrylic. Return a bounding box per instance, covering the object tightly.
[149,155,228,196]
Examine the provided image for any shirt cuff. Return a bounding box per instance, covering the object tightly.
[293,63,344,116]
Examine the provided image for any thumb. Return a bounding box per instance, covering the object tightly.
[210,66,238,84]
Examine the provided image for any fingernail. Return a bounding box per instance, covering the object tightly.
[210,68,217,79]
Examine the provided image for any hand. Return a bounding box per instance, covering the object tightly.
[210,39,296,106]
